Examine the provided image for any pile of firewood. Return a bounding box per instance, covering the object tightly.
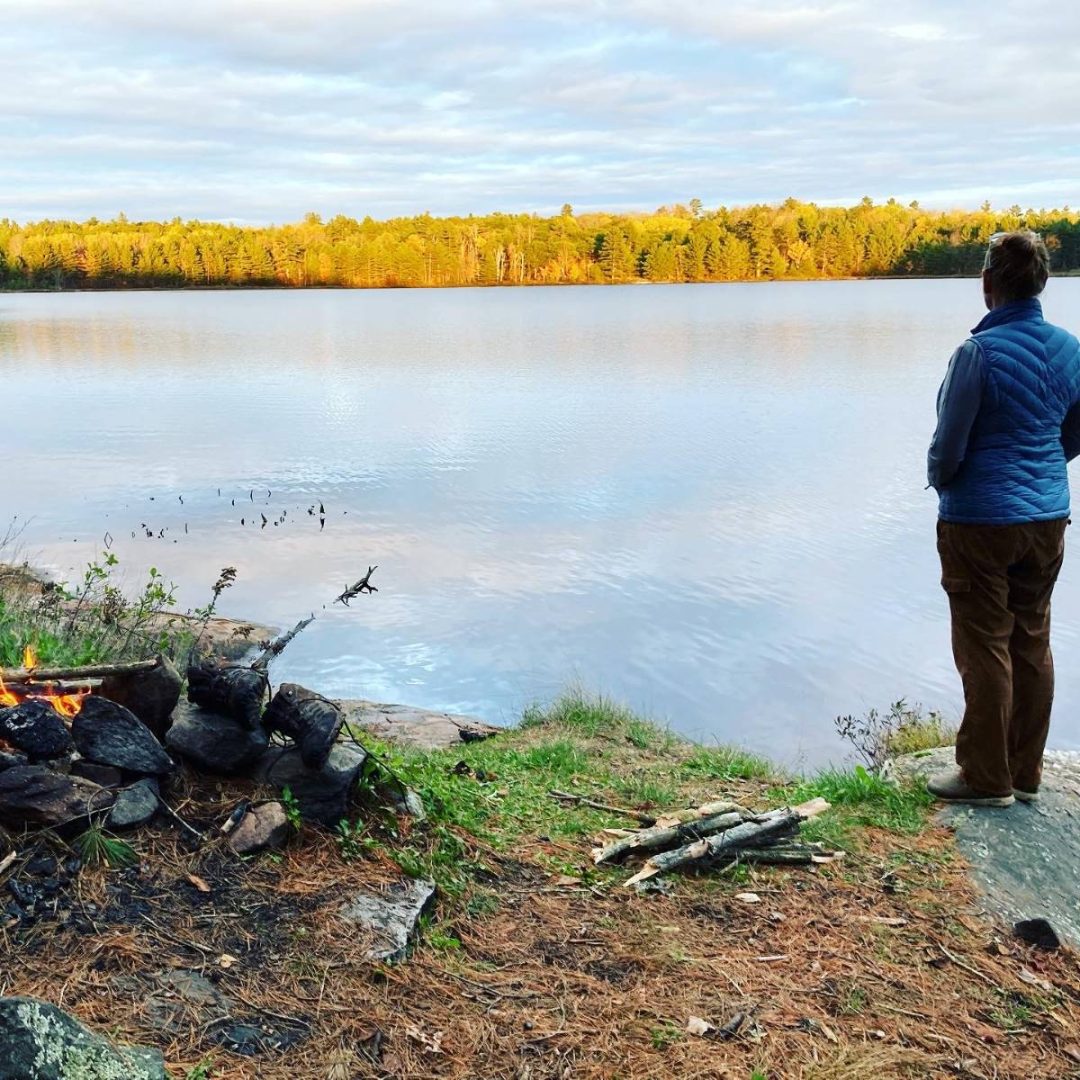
[551,791,837,886]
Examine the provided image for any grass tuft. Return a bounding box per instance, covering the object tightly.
[786,765,933,841]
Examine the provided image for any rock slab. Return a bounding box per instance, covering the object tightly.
[165,701,269,775]
[229,801,290,855]
[338,700,498,751]
[0,995,165,1079]
[887,746,1080,947]
[341,877,436,962]
[71,696,174,776]
[0,766,114,829]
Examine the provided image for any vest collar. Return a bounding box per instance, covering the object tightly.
[972,297,1044,335]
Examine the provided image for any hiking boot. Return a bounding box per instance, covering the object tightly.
[1012,787,1039,803]
[926,770,1014,807]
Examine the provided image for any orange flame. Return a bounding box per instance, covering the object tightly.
[0,648,90,718]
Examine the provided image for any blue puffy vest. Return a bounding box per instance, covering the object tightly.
[939,298,1080,525]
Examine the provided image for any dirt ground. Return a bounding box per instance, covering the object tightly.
[3,765,1080,1080]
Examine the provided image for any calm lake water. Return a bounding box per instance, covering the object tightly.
[5,281,1080,766]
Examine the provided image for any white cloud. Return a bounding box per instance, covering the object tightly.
[0,0,1077,220]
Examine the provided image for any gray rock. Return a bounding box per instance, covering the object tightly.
[888,747,1080,947]
[0,766,114,829]
[254,742,369,825]
[71,697,174,776]
[143,970,230,1036]
[229,801,290,855]
[100,655,182,740]
[108,778,160,829]
[70,760,123,788]
[341,877,436,961]
[165,701,269,775]
[338,699,499,751]
[0,995,165,1079]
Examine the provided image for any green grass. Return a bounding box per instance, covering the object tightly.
[678,745,773,782]
[882,708,957,756]
[780,765,934,849]
[0,595,112,668]
[520,688,641,737]
[353,691,942,895]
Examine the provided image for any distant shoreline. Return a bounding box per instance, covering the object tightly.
[0,274,995,295]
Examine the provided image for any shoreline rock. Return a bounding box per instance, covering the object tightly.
[337,699,500,751]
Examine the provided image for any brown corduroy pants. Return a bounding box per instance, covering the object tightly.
[937,518,1068,796]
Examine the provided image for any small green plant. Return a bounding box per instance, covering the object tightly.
[649,1021,683,1050]
[425,927,462,951]
[838,983,869,1015]
[281,786,302,830]
[185,1060,214,1080]
[835,699,955,770]
[189,566,238,656]
[680,745,773,782]
[334,818,374,860]
[74,825,139,869]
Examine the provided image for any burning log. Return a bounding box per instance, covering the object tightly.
[264,683,344,770]
[186,661,268,730]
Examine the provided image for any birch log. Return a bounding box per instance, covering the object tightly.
[593,808,747,865]
[624,808,802,886]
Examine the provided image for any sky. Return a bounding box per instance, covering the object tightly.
[3,0,1079,224]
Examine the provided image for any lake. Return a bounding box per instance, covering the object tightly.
[5,280,1080,767]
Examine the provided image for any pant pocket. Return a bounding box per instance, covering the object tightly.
[941,576,972,594]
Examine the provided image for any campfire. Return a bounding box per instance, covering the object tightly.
[0,646,91,720]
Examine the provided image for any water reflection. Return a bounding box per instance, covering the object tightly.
[3,280,1080,765]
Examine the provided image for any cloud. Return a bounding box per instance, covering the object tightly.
[1,0,1077,221]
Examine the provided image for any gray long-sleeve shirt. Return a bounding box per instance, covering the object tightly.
[927,338,1080,491]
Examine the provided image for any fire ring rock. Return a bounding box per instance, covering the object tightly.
[0,995,166,1079]
[0,766,114,829]
[0,700,74,762]
[165,701,270,775]
[254,742,368,825]
[71,696,175,776]
[100,654,182,740]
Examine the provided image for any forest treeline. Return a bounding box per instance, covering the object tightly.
[3,198,1080,289]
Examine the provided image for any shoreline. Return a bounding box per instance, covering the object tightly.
[0,273,987,295]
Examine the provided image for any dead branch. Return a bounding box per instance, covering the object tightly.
[334,566,378,606]
[156,797,206,845]
[252,615,316,671]
[548,790,657,826]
